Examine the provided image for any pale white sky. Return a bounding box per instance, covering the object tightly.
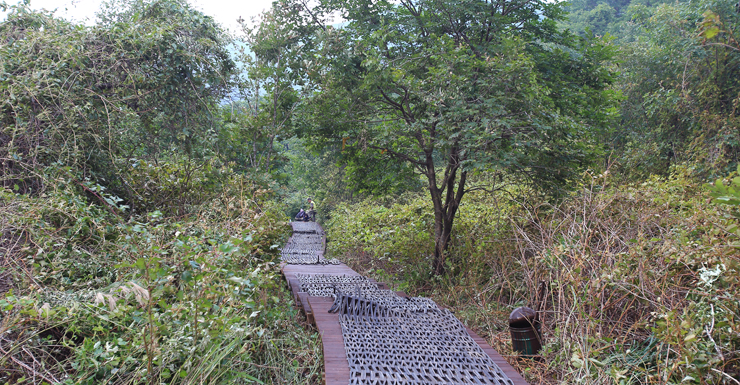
[1,0,276,34]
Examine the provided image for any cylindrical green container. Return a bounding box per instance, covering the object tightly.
[508,307,542,357]
[509,322,542,357]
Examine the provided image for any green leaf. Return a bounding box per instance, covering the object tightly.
[218,243,237,254]
[702,26,720,39]
[135,258,146,270]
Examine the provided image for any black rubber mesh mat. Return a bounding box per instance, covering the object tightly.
[298,275,513,383]
[339,307,514,385]
[281,222,332,264]
[296,274,438,313]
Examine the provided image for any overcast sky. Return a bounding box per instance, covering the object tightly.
[1,0,276,33]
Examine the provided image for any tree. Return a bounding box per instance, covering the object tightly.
[227,4,315,174]
[292,0,617,274]
[0,0,235,204]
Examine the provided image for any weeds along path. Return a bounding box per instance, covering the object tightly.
[279,221,529,385]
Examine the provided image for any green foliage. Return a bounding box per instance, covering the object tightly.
[515,173,739,383]
[340,147,423,196]
[613,0,740,179]
[0,176,322,384]
[565,3,618,37]
[325,184,521,289]
[291,0,618,274]
[0,0,235,203]
[0,2,321,382]
[221,1,321,176]
[120,155,263,216]
[5,0,740,382]
[707,165,740,206]
[559,0,673,40]
[306,0,615,187]
[326,195,435,283]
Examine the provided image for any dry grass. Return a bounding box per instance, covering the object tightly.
[328,174,740,384]
[0,195,31,295]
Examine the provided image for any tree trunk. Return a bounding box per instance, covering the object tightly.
[428,157,467,275]
[432,215,454,275]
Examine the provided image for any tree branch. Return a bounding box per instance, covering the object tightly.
[368,144,425,166]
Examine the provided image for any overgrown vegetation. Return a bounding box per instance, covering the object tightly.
[3,0,740,383]
[328,170,740,383]
[0,0,321,383]
[0,173,323,383]
[291,0,618,274]
[318,1,740,381]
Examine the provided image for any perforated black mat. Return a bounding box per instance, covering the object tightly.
[285,222,515,385]
[340,309,515,385]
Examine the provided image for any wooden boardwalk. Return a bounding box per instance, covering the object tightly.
[280,221,529,385]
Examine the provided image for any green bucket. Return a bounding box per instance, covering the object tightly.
[509,321,542,357]
[509,306,542,357]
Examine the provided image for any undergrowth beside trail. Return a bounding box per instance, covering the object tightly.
[326,170,740,384]
[0,167,322,384]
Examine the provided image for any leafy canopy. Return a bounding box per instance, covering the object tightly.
[303,0,617,192]
[287,0,618,273]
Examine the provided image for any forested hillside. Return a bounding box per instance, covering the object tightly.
[1,0,739,383]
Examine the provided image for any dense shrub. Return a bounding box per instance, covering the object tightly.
[325,195,434,286]
[0,1,235,201]
[506,172,739,383]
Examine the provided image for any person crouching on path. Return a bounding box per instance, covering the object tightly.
[295,208,309,222]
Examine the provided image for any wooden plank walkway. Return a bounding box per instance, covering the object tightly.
[281,222,530,385]
[309,296,351,385]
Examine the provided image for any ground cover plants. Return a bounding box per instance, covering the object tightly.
[0,166,323,384]
[326,169,740,384]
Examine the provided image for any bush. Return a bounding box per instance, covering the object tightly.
[325,195,435,286]
[506,172,739,383]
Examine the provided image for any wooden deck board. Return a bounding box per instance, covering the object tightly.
[282,263,360,280]
[308,296,350,385]
[298,292,314,324]
[394,291,529,384]
[466,326,529,385]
